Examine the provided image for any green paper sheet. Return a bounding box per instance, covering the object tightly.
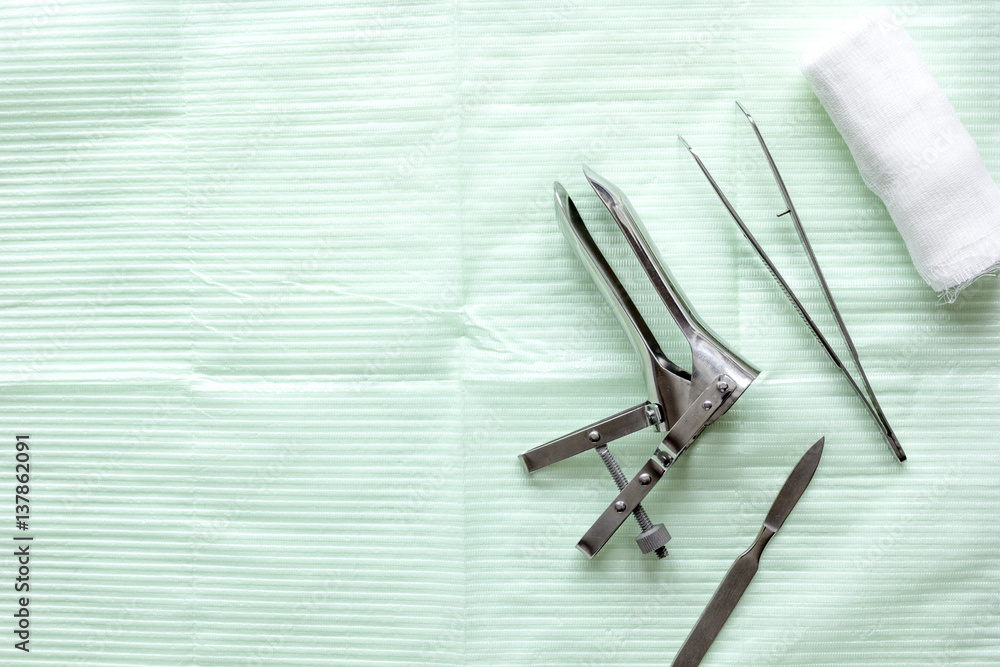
[1,1,999,664]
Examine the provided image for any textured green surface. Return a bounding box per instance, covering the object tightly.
[0,1,998,665]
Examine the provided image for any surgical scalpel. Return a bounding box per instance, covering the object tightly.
[672,437,824,666]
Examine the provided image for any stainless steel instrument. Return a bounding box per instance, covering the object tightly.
[679,102,905,462]
[671,437,824,667]
[519,168,759,559]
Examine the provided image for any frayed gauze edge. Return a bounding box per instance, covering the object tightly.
[801,9,1000,301]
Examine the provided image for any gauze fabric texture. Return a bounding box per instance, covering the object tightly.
[801,10,1000,300]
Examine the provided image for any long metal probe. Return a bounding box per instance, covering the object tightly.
[678,135,905,462]
[735,101,903,461]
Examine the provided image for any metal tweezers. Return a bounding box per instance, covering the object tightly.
[520,167,760,559]
[679,102,905,463]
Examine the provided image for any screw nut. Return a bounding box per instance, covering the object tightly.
[636,524,671,554]
[644,405,659,424]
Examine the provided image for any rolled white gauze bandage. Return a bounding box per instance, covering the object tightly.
[801,10,1000,299]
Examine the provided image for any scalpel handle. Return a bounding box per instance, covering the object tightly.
[671,528,772,667]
